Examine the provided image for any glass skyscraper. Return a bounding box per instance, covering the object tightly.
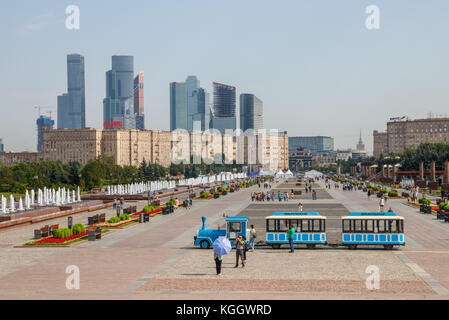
[57,54,85,129]
[103,56,137,129]
[240,93,263,132]
[170,82,188,131]
[211,82,236,134]
[36,116,54,152]
[170,76,210,132]
[288,136,334,156]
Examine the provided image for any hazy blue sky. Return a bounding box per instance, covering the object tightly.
[1,0,449,153]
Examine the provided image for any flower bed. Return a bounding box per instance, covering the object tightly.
[34,231,88,244]
[94,217,138,228]
[131,208,162,217]
[195,195,213,200]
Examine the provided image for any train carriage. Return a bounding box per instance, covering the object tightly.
[341,212,405,249]
[265,212,327,249]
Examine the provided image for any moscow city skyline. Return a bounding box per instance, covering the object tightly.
[1,1,449,153]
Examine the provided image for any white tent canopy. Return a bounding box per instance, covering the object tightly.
[285,169,293,176]
[304,170,323,178]
[275,169,285,176]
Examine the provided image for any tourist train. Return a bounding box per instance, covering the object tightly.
[194,212,405,250]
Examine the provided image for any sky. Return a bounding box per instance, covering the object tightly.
[1,0,449,154]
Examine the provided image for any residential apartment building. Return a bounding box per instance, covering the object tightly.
[373,116,449,156]
[43,128,288,170]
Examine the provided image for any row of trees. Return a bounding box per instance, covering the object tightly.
[0,156,245,194]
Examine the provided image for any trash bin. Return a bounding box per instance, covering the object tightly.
[139,213,144,223]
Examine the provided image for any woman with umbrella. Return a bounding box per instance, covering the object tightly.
[213,237,232,275]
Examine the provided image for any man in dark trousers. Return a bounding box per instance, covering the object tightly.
[234,236,245,268]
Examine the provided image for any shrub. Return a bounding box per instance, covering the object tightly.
[200,192,210,198]
[120,214,130,221]
[210,190,216,194]
[108,216,120,223]
[444,204,449,212]
[372,186,380,191]
[419,198,431,205]
[380,189,388,193]
[53,228,73,239]
[166,200,175,206]
[143,205,157,213]
[439,202,446,210]
[388,191,398,197]
[218,188,224,192]
[72,224,86,235]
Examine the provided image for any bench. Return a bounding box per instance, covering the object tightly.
[162,207,170,215]
[34,225,50,239]
[222,191,227,196]
[437,210,446,220]
[88,227,101,241]
[88,214,100,225]
[214,193,220,199]
[293,190,302,195]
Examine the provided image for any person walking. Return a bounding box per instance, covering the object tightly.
[379,197,385,212]
[242,236,248,265]
[234,236,245,268]
[312,190,317,200]
[214,252,223,275]
[249,225,256,251]
[287,224,295,253]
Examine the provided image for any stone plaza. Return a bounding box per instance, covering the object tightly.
[0,177,449,300]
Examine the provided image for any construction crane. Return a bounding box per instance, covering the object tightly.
[35,106,55,119]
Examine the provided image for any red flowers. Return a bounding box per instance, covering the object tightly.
[34,231,88,244]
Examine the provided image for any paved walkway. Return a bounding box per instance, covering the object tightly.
[1,178,449,299]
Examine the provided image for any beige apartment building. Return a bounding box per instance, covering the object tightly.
[373,130,389,158]
[43,128,289,170]
[373,116,449,157]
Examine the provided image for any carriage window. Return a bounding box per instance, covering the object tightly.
[366,220,374,233]
[301,219,309,232]
[398,220,404,233]
[229,222,241,232]
[378,220,385,233]
[389,220,397,233]
[343,220,351,232]
[354,220,362,232]
[266,220,275,232]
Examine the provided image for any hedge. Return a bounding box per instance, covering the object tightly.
[72,224,86,235]
[120,214,130,221]
[53,228,73,239]
[200,192,210,198]
[108,216,120,223]
[143,205,158,213]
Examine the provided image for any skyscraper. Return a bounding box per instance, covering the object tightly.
[170,76,210,132]
[103,56,136,129]
[240,93,263,132]
[0,138,4,152]
[170,82,188,131]
[186,76,200,131]
[134,72,144,130]
[210,82,236,134]
[36,115,54,152]
[57,54,86,129]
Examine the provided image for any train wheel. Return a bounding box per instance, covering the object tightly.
[271,244,281,249]
[383,245,393,250]
[306,244,316,249]
[200,240,210,249]
[348,244,357,250]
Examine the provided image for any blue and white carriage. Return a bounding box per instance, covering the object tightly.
[265,212,327,249]
[341,212,405,249]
